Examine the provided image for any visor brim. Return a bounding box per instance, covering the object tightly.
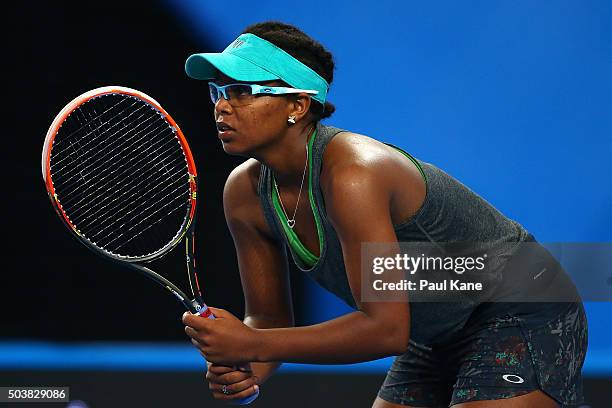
[185,53,280,82]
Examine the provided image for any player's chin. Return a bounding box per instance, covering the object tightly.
[218,139,252,157]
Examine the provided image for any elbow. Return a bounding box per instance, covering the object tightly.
[382,321,410,356]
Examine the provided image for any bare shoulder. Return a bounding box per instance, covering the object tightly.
[224,158,261,204]
[321,131,422,190]
[223,158,277,241]
[323,131,385,167]
[321,131,426,226]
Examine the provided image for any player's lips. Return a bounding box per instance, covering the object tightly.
[216,122,235,132]
[216,122,235,140]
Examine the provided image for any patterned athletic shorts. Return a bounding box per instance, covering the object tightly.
[377,301,588,407]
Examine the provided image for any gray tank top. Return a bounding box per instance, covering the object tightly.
[257,123,535,344]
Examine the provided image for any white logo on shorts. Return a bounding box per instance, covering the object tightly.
[502,374,525,384]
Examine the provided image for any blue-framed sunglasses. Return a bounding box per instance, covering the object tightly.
[208,82,319,105]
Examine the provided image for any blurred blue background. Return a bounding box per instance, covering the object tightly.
[165,0,612,371]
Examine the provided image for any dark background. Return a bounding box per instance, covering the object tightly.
[4,0,310,341]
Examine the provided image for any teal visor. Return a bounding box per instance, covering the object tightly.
[185,33,329,104]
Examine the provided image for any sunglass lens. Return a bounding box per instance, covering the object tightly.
[208,83,220,103]
[226,84,252,100]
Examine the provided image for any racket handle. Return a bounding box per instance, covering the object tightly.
[195,305,261,405]
[195,304,215,319]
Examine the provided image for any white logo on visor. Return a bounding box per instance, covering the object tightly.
[230,39,245,49]
[502,374,525,384]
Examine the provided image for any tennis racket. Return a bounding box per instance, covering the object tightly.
[41,86,259,405]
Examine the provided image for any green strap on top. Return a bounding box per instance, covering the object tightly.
[385,143,428,183]
[271,136,427,268]
[271,129,323,268]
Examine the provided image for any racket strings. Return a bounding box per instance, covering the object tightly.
[72,160,185,228]
[66,137,186,231]
[105,190,189,251]
[85,177,188,245]
[49,93,191,258]
[53,105,164,209]
[58,100,144,206]
[57,125,179,209]
[53,116,159,193]
[52,108,160,186]
[51,98,140,165]
[51,96,132,147]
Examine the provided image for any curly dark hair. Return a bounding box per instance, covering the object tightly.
[241,21,336,120]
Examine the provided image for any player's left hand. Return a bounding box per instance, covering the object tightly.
[183,307,259,365]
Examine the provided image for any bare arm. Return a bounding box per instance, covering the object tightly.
[250,163,411,364]
[186,156,412,366]
[222,160,295,381]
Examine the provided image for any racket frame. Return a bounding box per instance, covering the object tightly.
[42,86,258,404]
[41,86,203,312]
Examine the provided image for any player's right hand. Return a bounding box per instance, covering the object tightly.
[206,362,260,403]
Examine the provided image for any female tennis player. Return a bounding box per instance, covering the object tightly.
[182,21,588,407]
